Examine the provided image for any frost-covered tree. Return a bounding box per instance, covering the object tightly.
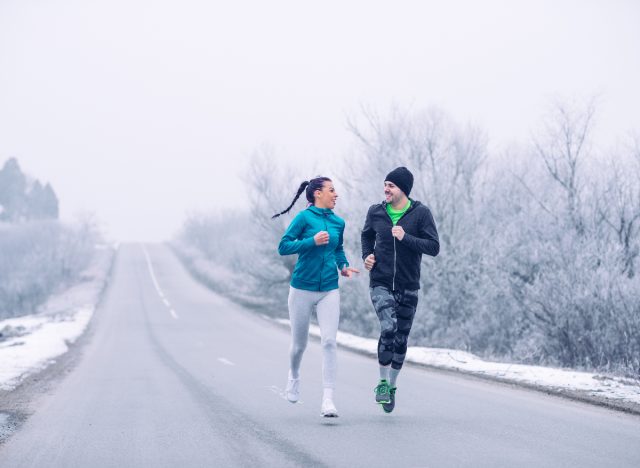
[177,101,640,376]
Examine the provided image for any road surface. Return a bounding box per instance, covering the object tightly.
[2,244,640,467]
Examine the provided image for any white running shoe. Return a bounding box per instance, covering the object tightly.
[285,377,300,403]
[321,398,338,418]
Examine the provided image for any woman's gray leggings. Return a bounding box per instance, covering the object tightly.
[288,286,340,389]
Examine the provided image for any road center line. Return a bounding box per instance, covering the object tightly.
[217,358,235,366]
[142,245,179,320]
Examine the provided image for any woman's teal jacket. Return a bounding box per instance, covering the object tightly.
[278,206,349,291]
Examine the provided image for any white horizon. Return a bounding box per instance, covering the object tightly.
[1,0,639,242]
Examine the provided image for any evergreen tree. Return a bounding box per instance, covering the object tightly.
[0,157,59,221]
[41,183,59,219]
[0,158,27,221]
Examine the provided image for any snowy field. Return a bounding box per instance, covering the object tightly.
[275,318,640,408]
[0,245,115,391]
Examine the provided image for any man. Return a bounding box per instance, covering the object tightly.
[361,166,440,413]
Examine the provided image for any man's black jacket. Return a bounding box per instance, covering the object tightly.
[361,200,439,291]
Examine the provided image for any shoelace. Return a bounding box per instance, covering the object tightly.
[375,382,389,394]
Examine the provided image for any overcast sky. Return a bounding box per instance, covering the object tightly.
[1,0,638,241]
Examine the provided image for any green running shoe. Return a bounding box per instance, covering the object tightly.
[382,387,396,413]
[374,379,391,404]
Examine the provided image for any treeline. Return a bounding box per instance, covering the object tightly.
[0,158,98,319]
[176,102,640,377]
[0,158,58,222]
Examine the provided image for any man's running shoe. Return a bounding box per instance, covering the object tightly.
[285,376,300,403]
[374,379,391,404]
[382,387,396,413]
[321,398,339,417]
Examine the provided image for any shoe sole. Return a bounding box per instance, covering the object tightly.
[382,400,394,413]
[382,391,396,412]
[322,412,339,418]
[376,397,391,404]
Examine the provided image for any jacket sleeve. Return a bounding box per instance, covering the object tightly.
[334,222,349,270]
[278,213,316,256]
[400,208,440,257]
[361,206,376,260]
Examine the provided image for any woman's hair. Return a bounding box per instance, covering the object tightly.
[271,176,331,219]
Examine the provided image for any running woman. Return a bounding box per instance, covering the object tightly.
[274,177,359,417]
[361,167,440,413]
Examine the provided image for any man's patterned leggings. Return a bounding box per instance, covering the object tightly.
[369,285,419,370]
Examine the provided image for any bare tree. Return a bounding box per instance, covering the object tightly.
[596,138,640,277]
[0,220,96,318]
[175,101,640,376]
[533,100,596,235]
[243,146,304,286]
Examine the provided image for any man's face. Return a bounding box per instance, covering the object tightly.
[384,181,404,204]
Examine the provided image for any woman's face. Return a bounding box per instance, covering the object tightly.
[314,181,338,209]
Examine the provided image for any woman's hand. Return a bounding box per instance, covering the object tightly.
[314,231,330,246]
[341,266,360,278]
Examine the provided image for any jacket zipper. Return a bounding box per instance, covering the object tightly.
[389,202,412,291]
[319,216,328,291]
[387,207,397,291]
[392,236,397,291]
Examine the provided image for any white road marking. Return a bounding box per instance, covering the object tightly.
[142,245,179,320]
[217,358,235,366]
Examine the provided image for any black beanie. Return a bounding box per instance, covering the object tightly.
[385,167,414,196]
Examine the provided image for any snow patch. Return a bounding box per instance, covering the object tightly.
[0,308,93,391]
[275,318,640,406]
[0,245,115,391]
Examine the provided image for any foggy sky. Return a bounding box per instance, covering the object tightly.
[1,0,639,241]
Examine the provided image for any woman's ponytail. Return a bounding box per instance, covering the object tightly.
[271,181,310,219]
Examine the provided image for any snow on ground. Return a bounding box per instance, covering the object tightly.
[275,318,640,406]
[0,244,115,391]
[0,308,94,391]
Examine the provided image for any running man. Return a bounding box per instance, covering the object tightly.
[361,167,440,413]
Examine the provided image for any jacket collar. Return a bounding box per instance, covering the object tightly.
[381,198,419,211]
[307,205,334,216]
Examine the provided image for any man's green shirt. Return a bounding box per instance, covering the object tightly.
[386,199,411,225]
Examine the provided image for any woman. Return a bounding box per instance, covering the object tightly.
[273,176,359,417]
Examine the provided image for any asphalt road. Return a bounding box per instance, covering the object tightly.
[2,244,640,467]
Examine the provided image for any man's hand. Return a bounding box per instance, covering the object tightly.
[314,231,329,246]
[364,253,376,271]
[341,266,360,278]
[391,226,405,241]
